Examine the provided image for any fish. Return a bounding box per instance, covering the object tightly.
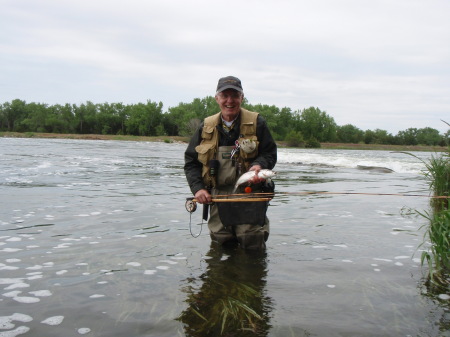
[234,169,276,190]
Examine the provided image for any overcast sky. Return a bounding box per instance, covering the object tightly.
[1,0,449,134]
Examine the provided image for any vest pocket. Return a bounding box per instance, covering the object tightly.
[195,143,215,166]
[217,146,237,186]
[201,125,215,140]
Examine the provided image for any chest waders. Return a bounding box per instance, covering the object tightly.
[213,146,269,228]
[197,110,271,249]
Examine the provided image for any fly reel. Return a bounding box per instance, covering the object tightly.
[185,198,197,213]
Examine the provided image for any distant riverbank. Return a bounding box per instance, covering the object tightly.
[1,131,446,152]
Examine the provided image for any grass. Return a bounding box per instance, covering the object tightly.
[420,148,450,290]
[418,210,450,288]
[399,123,449,290]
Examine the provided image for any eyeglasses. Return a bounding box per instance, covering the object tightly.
[216,92,242,100]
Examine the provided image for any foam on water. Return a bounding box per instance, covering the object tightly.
[4,283,29,290]
[11,296,40,304]
[78,327,91,334]
[40,316,64,326]
[0,326,31,337]
[278,148,429,174]
[89,294,105,299]
[28,290,52,297]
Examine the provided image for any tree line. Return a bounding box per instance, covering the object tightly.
[1,98,448,147]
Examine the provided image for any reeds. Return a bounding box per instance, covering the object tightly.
[401,122,449,289]
[420,151,450,212]
[416,209,449,288]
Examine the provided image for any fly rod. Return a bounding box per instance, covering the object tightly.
[185,191,448,213]
[207,191,450,199]
[185,196,273,213]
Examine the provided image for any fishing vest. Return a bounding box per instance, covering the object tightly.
[195,108,259,188]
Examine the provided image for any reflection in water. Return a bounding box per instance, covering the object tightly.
[178,244,272,336]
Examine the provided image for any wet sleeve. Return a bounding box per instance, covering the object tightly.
[252,115,277,170]
[184,125,206,195]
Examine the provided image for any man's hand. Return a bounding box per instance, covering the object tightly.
[249,164,262,173]
[194,189,212,204]
[248,165,263,183]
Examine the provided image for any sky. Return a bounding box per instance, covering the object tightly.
[1,0,449,135]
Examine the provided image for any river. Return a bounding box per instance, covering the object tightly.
[0,138,448,336]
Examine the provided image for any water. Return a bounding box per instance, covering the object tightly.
[0,138,448,336]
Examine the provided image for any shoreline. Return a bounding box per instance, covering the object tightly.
[1,131,446,152]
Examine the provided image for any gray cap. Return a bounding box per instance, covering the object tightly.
[216,76,243,93]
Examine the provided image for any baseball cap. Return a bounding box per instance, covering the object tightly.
[216,76,243,93]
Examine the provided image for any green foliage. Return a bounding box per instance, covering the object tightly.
[402,123,449,289]
[364,128,394,145]
[403,148,450,212]
[243,103,294,140]
[125,100,164,136]
[297,107,337,142]
[425,153,450,212]
[166,96,219,136]
[0,99,448,146]
[1,99,27,131]
[285,130,304,147]
[418,210,450,288]
[337,124,364,143]
[396,128,418,145]
[417,127,442,146]
[305,136,321,148]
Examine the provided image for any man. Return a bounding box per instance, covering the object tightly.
[184,76,277,249]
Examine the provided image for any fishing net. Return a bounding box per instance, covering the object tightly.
[217,200,269,227]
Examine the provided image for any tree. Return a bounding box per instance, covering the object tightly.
[18,102,49,132]
[336,124,364,143]
[166,96,219,136]
[126,100,164,136]
[297,107,337,142]
[96,102,124,135]
[73,101,98,134]
[364,128,393,144]
[52,104,76,133]
[244,103,278,134]
[285,130,304,147]
[396,128,418,145]
[416,127,441,146]
[1,99,27,131]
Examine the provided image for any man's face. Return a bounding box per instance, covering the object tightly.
[215,89,243,121]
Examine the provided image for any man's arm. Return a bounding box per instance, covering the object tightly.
[184,125,210,202]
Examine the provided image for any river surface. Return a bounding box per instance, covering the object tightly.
[0,138,448,337]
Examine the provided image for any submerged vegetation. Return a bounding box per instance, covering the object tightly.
[177,248,271,336]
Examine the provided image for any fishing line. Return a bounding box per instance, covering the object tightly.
[188,212,203,238]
